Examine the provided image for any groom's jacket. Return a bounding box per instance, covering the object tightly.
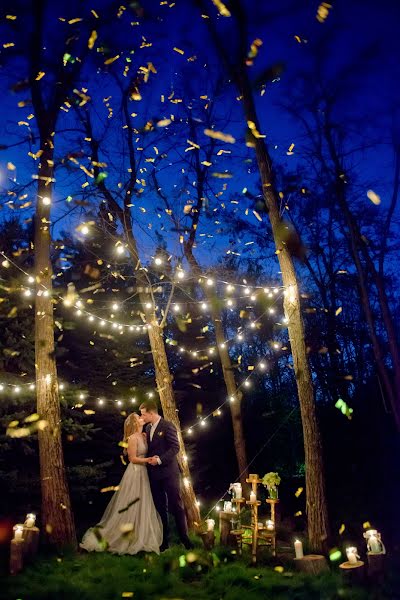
[146,417,181,481]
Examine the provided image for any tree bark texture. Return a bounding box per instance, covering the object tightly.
[236,67,330,551]
[146,320,200,527]
[34,143,77,548]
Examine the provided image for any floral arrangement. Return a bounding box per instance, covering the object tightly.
[262,472,281,498]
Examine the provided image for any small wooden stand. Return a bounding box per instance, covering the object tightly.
[200,530,215,550]
[23,526,40,561]
[295,554,329,575]
[339,560,365,584]
[367,552,386,583]
[10,539,24,575]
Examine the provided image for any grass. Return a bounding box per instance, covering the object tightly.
[3,542,397,600]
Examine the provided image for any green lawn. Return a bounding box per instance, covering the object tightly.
[3,544,396,600]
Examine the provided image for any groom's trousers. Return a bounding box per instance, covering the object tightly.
[149,476,190,547]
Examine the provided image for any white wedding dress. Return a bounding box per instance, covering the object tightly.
[80,434,163,555]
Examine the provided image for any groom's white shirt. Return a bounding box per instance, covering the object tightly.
[149,416,161,441]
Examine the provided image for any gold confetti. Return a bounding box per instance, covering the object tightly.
[173,47,184,55]
[367,189,381,205]
[88,30,98,49]
[104,55,120,65]
[204,128,235,144]
[335,306,342,316]
[68,18,83,24]
[294,487,303,497]
[339,523,345,535]
[35,71,45,81]
[211,0,231,17]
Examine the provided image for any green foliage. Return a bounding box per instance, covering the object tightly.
[2,548,383,600]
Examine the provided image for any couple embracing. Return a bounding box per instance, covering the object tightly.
[80,400,193,555]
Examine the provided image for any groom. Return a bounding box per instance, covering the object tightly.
[139,399,193,551]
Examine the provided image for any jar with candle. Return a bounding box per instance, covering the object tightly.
[223,501,233,513]
[363,529,386,554]
[266,519,274,531]
[13,524,24,541]
[25,513,36,528]
[205,519,215,532]
[230,483,242,499]
[346,546,359,564]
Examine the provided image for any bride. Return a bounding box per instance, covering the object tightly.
[80,413,163,555]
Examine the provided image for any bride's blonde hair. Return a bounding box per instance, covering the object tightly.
[123,413,140,443]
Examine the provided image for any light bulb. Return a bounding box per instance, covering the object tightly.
[116,245,125,255]
[226,284,235,292]
[155,257,163,266]
[269,308,275,314]
[173,304,180,312]
[201,302,208,310]
[145,302,152,309]
[24,289,32,297]
[28,276,35,284]
[206,278,214,286]
[176,270,185,280]
[227,299,233,307]
[81,225,89,235]
[42,196,51,206]
[244,381,250,388]
[98,399,104,405]
[244,287,250,295]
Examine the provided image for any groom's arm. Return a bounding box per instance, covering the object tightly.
[158,422,180,465]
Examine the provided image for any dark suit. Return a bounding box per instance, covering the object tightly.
[146,417,190,548]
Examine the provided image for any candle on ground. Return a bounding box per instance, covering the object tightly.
[346,547,358,564]
[25,514,36,528]
[13,525,24,541]
[294,539,303,559]
[206,519,215,532]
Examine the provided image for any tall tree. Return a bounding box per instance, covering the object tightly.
[196,0,329,549]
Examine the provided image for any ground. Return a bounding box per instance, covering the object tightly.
[2,544,398,600]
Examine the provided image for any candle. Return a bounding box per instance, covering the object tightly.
[13,525,24,541]
[266,520,274,531]
[258,522,263,529]
[346,547,358,564]
[206,519,215,532]
[294,539,303,559]
[25,513,36,528]
[223,501,232,513]
[249,491,257,502]
[368,535,381,553]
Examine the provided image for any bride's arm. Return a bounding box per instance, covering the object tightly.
[127,436,150,465]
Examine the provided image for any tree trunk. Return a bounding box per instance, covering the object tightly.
[146,319,200,527]
[210,303,248,487]
[236,67,330,551]
[323,123,400,429]
[184,247,248,488]
[34,142,77,548]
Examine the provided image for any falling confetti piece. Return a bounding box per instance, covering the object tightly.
[363,521,372,529]
[339,523,345,535]
[204,128,235,144]
[367,189,381,205]
[88,30,98,49]
[104,55,120,65]
[173,47,184,55]
[211,0,231,17]
[335,306,342,316]
[35,71,45,81]
[294,487,303,497]
[329,548,342,561]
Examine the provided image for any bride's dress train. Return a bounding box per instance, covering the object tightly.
[80,435,162,555]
